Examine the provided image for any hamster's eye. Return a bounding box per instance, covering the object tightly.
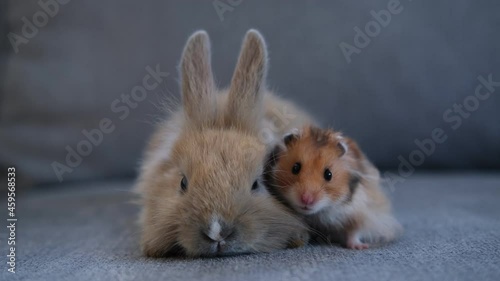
[292,162,301,175]
[180,176,188,192]
[252,180,259,191]
[324,169,332,181]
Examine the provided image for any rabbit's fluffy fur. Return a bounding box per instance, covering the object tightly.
[135,30,314,257]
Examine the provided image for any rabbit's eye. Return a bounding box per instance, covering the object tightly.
[324,169,332,181]
[292,162,301,175]
[251,180,259,191]
[180,176,188,192]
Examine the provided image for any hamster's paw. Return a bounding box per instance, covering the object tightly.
[347,241,369,250]
[346,234,369,250]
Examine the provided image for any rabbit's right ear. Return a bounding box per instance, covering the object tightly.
[180,31,216,126]
[226,30,268,132]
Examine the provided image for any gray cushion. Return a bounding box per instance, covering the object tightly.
[1,0,499,185]
[4,173,500,280]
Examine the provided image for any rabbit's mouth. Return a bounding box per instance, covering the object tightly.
[208,239,229,255]
[196,240,252,257]
[178,227,252,257]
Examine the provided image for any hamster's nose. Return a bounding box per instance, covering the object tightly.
[300,193,315,206]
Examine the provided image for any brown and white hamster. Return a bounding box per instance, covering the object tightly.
[267,125,402,249]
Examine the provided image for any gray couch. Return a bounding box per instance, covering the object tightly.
[1,1,499,280]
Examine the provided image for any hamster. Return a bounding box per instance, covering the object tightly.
[266,125,402,249]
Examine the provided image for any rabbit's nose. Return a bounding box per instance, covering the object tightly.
[201,221,235,242]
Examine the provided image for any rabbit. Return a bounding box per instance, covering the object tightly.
[135,29,315,257]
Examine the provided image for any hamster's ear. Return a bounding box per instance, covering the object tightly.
[283,128,300,146]
[226,29,268,132]
[336,135,348,157]
[180,30,216,126]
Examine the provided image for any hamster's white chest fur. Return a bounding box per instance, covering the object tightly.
[307,186,369,229]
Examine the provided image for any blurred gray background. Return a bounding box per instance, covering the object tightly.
[1,0,499,186]
[1,2,500,281]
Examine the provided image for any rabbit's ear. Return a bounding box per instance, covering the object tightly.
[180,31,216,126]
[226,29,268,132]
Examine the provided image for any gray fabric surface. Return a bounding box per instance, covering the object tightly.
[1,0,500,185]
[1,173,499,281]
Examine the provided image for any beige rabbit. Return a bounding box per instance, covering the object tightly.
[135,30,315,257]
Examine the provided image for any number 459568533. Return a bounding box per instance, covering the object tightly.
[7,167,16,217]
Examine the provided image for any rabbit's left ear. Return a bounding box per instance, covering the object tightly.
[226,29,268,132]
